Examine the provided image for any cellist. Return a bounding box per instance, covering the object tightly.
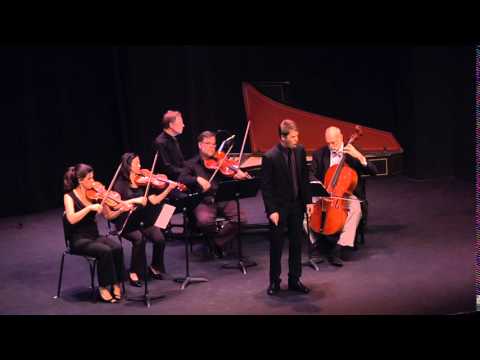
[309,126,377,266]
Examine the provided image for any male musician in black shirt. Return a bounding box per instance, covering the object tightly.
[153,110,186,182]
[309,126,377,266]
[179,131,250,258]
[261,119,314,296]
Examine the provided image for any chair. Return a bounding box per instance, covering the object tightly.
[53,214,98,302]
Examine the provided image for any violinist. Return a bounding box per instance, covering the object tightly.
[309,126,377,266]
[112,153,177,287]
[63,164,130,303]
[178,131,250,258]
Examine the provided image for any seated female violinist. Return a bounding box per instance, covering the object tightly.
[178,131,250,259]
[63,163,131,303]
[112,152,177,287]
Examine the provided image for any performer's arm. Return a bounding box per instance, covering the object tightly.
[260,154,279,217]
[178,163,202,192]
[64,194,100,225]
[155,141,185,180]
[309,150,322,182]
[344,144,378,176]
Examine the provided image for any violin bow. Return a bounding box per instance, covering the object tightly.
[237,120,251,168]
[99,162,123,209]
[143,150,159,202]
[118,152,159,236]
[208,144,234,184]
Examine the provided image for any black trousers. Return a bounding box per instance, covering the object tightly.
[194,199,246,248]
[268,201,305,284]
[122,226,166,278]
[317,233,340,255]
[70,235,126,287]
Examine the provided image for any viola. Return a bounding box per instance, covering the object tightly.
[133,169,187,192]
[85,181,128,210]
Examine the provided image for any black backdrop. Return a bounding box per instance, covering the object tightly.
[0,45,474,217]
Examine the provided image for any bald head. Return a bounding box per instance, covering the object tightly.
[325,126,343,151]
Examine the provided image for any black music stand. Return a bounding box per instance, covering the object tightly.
[173,192,209,290]
[124,221,166,308]
[302,181,329,271]
[215,178,260,275]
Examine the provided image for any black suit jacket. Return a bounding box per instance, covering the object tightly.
[178,154,234,201]
[261,143,312,216]
[153,131,185,181]
[309,146,377,200]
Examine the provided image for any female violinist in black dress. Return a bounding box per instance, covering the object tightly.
[63,163,131,303]
[113,153,176,287]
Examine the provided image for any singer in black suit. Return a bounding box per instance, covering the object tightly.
[261,119,313,296]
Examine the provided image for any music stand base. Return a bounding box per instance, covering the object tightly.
[126,294,166,308]
[302,257,324,271]
[174,276,208,290]
[222,258,257,275]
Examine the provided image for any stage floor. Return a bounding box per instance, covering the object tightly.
[0,175,474,315]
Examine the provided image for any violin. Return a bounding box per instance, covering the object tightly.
[133,169,188,192]
[85,181,128,210]
[204,151,252,179]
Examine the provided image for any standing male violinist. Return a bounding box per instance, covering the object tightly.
[261,119,313,296]
[309,126,377,266]
[178,131,250,258]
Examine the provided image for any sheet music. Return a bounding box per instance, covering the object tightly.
[154,204,176,229]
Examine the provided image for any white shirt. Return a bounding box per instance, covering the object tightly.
[329,143,344,166]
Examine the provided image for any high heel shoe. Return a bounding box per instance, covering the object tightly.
[99,290,117,304]
[112,288,123,301]
[148,266,163,280]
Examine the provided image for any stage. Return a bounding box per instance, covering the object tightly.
[0,175,474,315]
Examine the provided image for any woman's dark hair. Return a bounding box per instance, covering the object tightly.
[63,163,93,193]
[119,152,139,181]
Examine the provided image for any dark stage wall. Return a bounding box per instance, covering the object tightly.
[0,46,474,217]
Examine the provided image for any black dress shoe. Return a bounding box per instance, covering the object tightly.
[328,245,344,267]
[213,244,226,259]
[267,280,281,296]
[288,280,310,294]
[328,255,343,267]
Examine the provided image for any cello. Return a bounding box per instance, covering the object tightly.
[309,126,363,235]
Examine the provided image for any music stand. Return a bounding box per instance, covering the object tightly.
[214,178,260,275]
[302,181,329,271]
[173,192,209,290]
[119,221,165,308]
